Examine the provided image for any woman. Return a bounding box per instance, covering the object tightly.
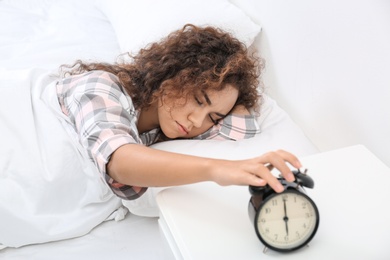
[58,24,301,201]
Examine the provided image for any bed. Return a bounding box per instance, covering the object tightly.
[5,0,386,259]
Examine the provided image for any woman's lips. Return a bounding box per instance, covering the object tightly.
[177,122,189,135]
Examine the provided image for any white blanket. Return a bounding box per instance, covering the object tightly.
[0,68,122,248]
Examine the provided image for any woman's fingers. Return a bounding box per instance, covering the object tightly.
[212,150,302,193]
[260,150,301,179]
[247,174,267,187]
[253,150,303,192]
[275,149,302,168]
[261,149,301,168]
[256,163,285,192]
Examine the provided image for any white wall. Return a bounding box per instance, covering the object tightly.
[232,0,390,167]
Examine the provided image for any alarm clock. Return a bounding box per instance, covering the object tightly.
[248,168,319,253]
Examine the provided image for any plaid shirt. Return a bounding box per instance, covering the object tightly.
[56,71,260,200]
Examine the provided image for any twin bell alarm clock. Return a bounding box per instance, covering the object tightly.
[248,168,319,253]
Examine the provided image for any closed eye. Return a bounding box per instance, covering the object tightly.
[195,92,212,106]
[195,96,203,106]
[209,112,226,125]
[209,114,218,125]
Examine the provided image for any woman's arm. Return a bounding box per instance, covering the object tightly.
[107,143,301,193]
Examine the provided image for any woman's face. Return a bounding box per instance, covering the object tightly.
[158,84,239,139]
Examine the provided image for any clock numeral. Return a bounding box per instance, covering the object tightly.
[302,202,307,209]
[284,235,289,242]
[265,228,269,233]
[272,199,278,206]
[265,207,271,214]
[274,234,278,241]
[260,218,266,223]
[282,194,288,201]
[295,231,300,238]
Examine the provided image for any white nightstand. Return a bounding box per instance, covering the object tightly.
[157,145,390,259]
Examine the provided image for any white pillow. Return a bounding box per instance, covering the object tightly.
[97,0,261,54]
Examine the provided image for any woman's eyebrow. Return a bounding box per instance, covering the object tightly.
[203,92,212,105]
[203,92,228,118]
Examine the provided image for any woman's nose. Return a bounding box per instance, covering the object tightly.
[188,110,206,128]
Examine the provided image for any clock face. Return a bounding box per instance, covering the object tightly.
[255,189,319,251]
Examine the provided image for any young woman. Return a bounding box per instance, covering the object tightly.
[58,24,301,200]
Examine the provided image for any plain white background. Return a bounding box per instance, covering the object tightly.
[232,0,390,167]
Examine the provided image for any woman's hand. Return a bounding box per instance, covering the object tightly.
[209,150,302,193]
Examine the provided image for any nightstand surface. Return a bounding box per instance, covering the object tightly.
[157,145,390,259]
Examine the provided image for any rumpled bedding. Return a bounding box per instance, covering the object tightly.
[0,68,122,248]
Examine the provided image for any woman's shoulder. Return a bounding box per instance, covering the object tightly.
[57,70,132,109]
[60,70,118,84]
[59,70,122,92]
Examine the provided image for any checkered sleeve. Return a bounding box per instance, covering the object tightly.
[193,114,261,140]
[56,70,147,200]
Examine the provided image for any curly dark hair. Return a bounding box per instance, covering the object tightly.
[61,24,263,111]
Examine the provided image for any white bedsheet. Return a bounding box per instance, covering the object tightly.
[0,0,318,258]
[1,214,169,259]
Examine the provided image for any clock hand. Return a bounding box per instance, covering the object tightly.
[283,198,289,236]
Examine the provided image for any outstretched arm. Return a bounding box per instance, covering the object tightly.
[58,73,300,194]
[107,143,301,193]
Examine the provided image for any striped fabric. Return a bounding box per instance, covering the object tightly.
[56,70,260,200]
